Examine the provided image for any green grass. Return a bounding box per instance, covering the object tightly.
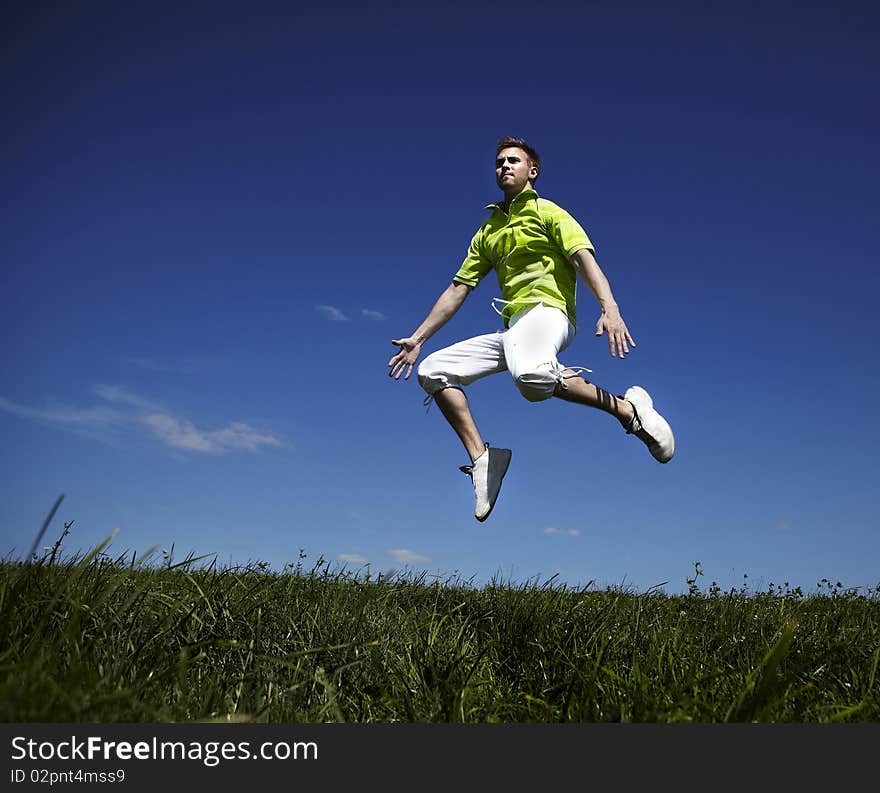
[1,532,878,723]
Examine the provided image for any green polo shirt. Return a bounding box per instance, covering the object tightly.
[453,189,595,327]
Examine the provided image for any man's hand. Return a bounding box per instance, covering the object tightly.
[571,250,636,359]
[595,305,636,358]
[388,336,424,380]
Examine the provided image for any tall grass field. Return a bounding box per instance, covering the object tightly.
[2,522,879,723]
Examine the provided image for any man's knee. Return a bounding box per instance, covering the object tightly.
[417,355,446,395]
[513,369,558,402]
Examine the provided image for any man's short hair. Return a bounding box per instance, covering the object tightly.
[496,136,541,182]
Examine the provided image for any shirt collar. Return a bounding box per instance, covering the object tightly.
[485,188,539,212]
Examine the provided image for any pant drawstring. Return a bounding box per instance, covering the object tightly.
[490,297,512,317]
[554,363,592,391]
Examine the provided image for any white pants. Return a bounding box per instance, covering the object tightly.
[417,304,579,403]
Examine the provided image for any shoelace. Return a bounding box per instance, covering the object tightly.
[621,399,645,436]
[459,443,490,478]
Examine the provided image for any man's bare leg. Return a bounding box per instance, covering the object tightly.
[433,387,486,463]
[553,371,635,428]
[555,370,675,462]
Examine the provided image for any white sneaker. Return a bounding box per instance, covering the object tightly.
[459,446,512,522]
[622,386,675,463]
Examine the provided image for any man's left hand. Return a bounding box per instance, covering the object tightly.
[595,306,636,358]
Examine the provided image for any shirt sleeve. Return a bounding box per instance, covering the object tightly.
[544,201,595,257]
[453,225,493,287]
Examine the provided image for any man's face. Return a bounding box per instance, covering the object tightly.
[495,147,537,194]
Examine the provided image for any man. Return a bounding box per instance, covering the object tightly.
[388,137,674,522]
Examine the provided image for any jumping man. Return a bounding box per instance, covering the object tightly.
[388,137,674,521]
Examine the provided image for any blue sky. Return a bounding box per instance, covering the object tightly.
[3,1,878,594]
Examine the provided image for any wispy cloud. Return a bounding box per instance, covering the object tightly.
[544,527,580,538]
[92,383,163,411]
[361,308,387,320]
[315,304,349,322]
[141,415,280,453]
[0,386,281,455]
[387,549,431,564]
[337,553,370,565]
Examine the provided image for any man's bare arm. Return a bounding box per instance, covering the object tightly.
[388,281,472,380]
[571,248,636,359]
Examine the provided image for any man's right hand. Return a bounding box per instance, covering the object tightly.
[388,336,424,380]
